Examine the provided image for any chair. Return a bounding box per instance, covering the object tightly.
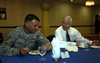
[83,34,100,40]
[47,35,55,42]
[0,33,3,43]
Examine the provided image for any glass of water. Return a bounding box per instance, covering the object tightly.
[84,43,90,51]
[38,46,46,61]
[51,55,60,62]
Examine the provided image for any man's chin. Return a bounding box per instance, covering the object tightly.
[63,29,68,31]
[32,30,37,33]
[63,27,68,31]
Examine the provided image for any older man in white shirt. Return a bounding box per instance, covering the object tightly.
[55,16,99,46]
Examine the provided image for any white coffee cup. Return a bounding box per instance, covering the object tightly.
[79,43,85,48]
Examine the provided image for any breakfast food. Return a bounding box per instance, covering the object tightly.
[33,50,38,54]
[29,50,39,55]
[31,50,38,54]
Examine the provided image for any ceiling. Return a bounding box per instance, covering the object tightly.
[1,0,100,6]
[52,0,100,6]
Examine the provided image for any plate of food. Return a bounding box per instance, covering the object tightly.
[90,46,100,49]
[29,50,39,55]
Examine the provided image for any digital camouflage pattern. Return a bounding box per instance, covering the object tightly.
[0,26,51,56]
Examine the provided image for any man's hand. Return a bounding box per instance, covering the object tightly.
[76,42,80,46]
[92,40,99,46]
[44,44,52,51]
[20,48,30,55]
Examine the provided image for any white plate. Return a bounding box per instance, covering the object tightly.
[29,50,39,55]
[90,46,100,49]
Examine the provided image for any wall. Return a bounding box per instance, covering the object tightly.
[49,1,95,36]
[94,5,100,15]
[0,0,98,39]
[0,0,42,39]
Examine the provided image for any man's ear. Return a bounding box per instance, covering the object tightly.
[25,22,29,27]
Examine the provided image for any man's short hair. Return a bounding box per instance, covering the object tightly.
[24,14,40,22]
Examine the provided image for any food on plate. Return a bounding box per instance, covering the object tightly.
[31,50,38,54]
[29,50,39,55]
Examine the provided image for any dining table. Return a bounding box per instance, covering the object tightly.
[0,46,100,63]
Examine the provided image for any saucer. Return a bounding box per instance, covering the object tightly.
[90,46,100,49]
[79,46,85,48]
[29,50,39,55]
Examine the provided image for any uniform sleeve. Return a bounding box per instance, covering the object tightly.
[36,31,52,48]
[0,30,20,56]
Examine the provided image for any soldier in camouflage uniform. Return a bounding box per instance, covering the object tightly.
[0,14,52,56]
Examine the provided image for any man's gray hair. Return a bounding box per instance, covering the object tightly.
[63,16,73,24]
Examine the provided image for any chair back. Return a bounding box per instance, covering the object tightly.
[47,35,55,42]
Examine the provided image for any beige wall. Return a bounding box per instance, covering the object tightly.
[0,0,42,26]
[50,2,94,25]
[0,0,100,39]
[94,6,100,15]
[49,2,95,35]
[0,0,42,39]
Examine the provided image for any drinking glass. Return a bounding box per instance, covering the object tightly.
[51,55,60,62]
[98,48,100,51]
[38,46,46,61]
[84,44,90,51]
[98,46,100,51]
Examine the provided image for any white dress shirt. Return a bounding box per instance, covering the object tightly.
[55,26,92,44]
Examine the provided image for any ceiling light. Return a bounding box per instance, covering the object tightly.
[85,0,95,6]
[71,0,73,2]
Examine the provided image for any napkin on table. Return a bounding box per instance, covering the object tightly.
[51,37,61,58]
[59,41,78,52]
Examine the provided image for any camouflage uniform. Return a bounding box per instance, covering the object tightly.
[0,26,52,56]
